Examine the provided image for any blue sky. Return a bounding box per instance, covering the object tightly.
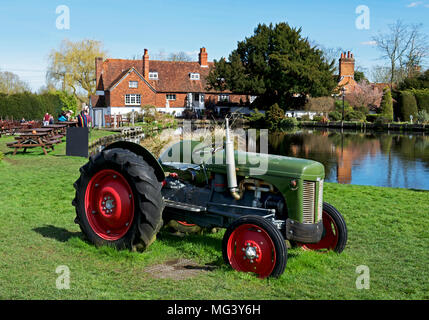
[0,0,428,91]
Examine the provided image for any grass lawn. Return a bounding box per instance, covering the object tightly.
[0,134,428,300]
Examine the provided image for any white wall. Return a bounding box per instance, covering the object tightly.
[285,110,319,120]
[156,107,186,117]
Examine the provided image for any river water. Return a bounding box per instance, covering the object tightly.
[267,128,429,190]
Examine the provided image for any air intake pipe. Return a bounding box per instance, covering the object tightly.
[225,118,241,200]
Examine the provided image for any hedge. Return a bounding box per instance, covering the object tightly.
[412,89,429,113]
[399,91,418,121]
[0,92,63,121]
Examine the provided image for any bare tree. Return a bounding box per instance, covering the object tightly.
[0,70,31,94]
[403,24,429,77]
[372,20,428,87]
[168,51,193,62]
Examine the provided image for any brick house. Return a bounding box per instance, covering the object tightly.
[336,51,389,110]
[337,51,358,93]
[90,47,252,124]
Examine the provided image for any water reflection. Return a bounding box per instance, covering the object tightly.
[268,129,429,190]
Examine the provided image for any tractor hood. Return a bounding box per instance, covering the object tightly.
[159,140,325,181]
[207,150,325,181]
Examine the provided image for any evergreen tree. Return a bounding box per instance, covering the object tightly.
[207,22,337,109]
[379,87,394,121]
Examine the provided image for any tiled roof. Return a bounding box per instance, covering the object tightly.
[101,59,215,93]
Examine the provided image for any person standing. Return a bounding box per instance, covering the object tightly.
[43,113,50,126]
[77,109,88,127]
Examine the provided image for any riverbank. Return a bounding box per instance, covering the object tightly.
[0,134,428,299]
[299,121,429,132]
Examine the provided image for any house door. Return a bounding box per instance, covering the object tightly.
[193,93,204,109]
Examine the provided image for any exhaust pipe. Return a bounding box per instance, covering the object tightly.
[225,118,241,200]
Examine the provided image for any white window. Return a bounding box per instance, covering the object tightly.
[125,94,141,105]
[166,94,176,101]
[189,73,200,80]
[149,72,158,80]
[218,94,230,102]
[129,81,138,88]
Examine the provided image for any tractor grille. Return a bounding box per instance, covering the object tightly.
[317,180,324,222]
[302,181,316,224]
[302,180,324,224]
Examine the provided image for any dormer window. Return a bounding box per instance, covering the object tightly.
[149,72,158,80]
[129,81,138,88]
[189,73,200,80]
[218,94,230,102]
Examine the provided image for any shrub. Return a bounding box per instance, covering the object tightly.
[379,87,393,122]
[56,91,78,115]
[0,151,3,162]
[328,111,342,121]
[374,116,391,125]
[416,110,429,124]
[345,110,366,122]
[279,117,298,128]
[265,103,285,128]
[335,99,353,113]
[299,114,311,121]
[399,91,418,122]
[246,109,265,127]
[366,114,380,123]
[412,89,429,113]
[312,115,328,123]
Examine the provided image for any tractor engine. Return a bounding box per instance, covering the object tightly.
[162,172,286,218]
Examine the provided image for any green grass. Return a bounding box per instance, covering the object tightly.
[0,135,428,299]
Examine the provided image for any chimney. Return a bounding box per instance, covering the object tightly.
[339,51,355,79]
[95,57,103,90]
[143,49,149,79]
[199,47,208,67]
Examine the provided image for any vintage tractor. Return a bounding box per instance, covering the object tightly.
[72,119,347,278]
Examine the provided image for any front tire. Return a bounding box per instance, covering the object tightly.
[222,215,287,278]
[299,202,347,253]
[72,148,164,251]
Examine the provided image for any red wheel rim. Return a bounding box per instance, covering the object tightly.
[300,210,338,251]
[227,224,276,278]
[85,169,134,240]
[176,221,197,227]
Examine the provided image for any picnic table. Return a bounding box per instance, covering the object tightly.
[43,124,67,136]
[7,132,55,155]
[19,128,64,143]
[61,121,78,127]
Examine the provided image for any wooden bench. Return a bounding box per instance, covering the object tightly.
[7,132,51,155]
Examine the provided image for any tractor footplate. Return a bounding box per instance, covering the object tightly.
[164,199,207,212]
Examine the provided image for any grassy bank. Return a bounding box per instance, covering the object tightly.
[0,135,428,300]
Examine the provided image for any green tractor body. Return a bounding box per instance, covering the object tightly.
[73,123,347,279]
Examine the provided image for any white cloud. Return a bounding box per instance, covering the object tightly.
[407,1,423,7]
[361,41,377,46]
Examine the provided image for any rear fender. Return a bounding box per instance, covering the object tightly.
[102,141,165,182]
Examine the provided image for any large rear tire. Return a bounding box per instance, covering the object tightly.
[72,147,164,251]
[222,215,287,278]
